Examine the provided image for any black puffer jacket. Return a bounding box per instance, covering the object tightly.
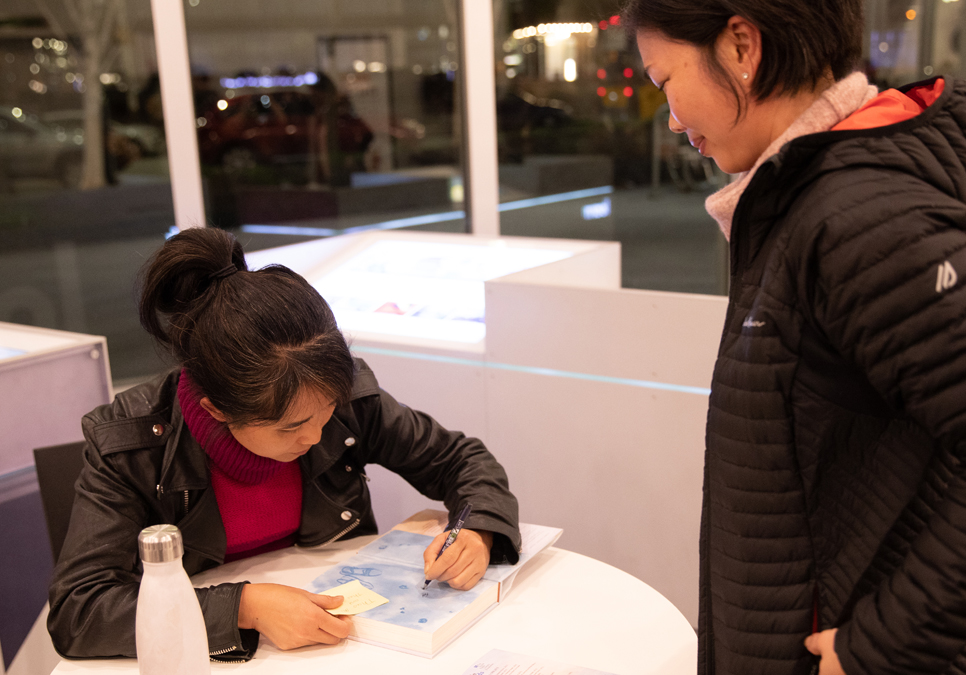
[700,77,966,675]
[48,359,520,662]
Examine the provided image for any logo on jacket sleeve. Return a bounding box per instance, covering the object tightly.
[937,261,958,293]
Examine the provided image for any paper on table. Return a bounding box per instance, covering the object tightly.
[316,579,390,616]
[461,649,619,675]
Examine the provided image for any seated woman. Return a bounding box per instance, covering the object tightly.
[47,227,521,661]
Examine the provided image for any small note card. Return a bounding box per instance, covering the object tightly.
[316,579,390,616]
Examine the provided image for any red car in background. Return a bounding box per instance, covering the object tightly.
[196,89,373,176]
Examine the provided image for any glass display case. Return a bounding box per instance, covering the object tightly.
[0,322,112,475]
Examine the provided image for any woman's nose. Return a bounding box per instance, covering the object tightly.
[668,113,686,134]
[300,423,323,446]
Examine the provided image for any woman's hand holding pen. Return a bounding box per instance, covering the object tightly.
[238,583,351,650]
[423,529,493,590]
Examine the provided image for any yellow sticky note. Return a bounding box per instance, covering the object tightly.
[316,579,389,616]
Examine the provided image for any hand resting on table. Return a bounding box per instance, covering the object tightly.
[239,583,351,650]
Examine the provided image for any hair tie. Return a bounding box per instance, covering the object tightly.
[209,264,238,281]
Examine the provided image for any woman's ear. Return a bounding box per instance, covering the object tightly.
[720,15,762,83]
[199,397,229,423]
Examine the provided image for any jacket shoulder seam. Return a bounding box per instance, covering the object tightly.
[90,414,171,455]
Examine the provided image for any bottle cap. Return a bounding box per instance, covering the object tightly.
[138,524,184,562]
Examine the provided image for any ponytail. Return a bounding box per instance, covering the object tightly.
[137,228,354,425]
[139,227,247,361]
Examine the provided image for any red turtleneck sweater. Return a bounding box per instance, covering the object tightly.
[178,372,303,562]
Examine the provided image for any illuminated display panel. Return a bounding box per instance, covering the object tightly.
[311,240,573,344]
[0,323,102,357]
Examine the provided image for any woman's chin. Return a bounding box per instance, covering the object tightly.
[713,157,746,176]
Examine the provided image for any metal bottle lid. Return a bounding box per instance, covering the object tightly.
[138,524,184,563]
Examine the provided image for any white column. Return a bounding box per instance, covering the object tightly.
[460,0,500,236]
[150,0,206,230]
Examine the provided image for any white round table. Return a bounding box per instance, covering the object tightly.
[53,535,696,675]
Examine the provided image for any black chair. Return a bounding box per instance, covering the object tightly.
[32,441,86,564]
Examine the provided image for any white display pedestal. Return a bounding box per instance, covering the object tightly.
[245,231,727,626]
[0,322,113,476]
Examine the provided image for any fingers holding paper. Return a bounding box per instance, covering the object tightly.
[312,592,354,643]
[238,583,351,650]
[423,528,493,590]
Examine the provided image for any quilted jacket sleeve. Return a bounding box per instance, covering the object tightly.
[47,422,255,660]
[348,386,522,565]
[808,171,966,674]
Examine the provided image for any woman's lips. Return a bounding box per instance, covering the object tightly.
[690,136,707,156]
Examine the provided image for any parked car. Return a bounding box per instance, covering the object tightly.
[0,107,83,189]
[196,89,374,177]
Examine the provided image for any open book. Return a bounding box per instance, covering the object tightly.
[305,510,562,658]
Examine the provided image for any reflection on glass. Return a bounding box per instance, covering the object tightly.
[865,0,966,88]
[184,0,466,244]
[493,1,727,295]
[0,0,174,383]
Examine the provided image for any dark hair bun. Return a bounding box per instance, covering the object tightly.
[138,228,247,356]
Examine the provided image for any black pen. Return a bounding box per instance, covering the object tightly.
[423,503,472,590]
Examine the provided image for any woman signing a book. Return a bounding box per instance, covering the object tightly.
[627,0,966,674]
[47,227,521,662]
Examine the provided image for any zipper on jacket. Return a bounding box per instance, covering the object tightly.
[317,518,361,547]
[209,645,246,663]
[184,490,189,514]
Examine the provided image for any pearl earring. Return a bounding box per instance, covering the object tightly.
[742,73,749,80]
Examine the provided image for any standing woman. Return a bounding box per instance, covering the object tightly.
[48,227,520,661]
[626,1,966,674]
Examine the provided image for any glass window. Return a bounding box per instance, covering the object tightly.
[865,0,966,87]
[0,1,176,384]
[492,1,728,295]
[183,0,468,251]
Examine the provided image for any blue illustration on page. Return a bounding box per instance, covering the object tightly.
[308,530,497,632]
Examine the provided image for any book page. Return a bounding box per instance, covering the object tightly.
[392,509,449,536]
[393,510,563,584]
[461,649,619,675]
[306,530,497,633]
[485,522,563,583]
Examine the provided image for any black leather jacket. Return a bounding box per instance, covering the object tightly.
[47,359,521,662]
